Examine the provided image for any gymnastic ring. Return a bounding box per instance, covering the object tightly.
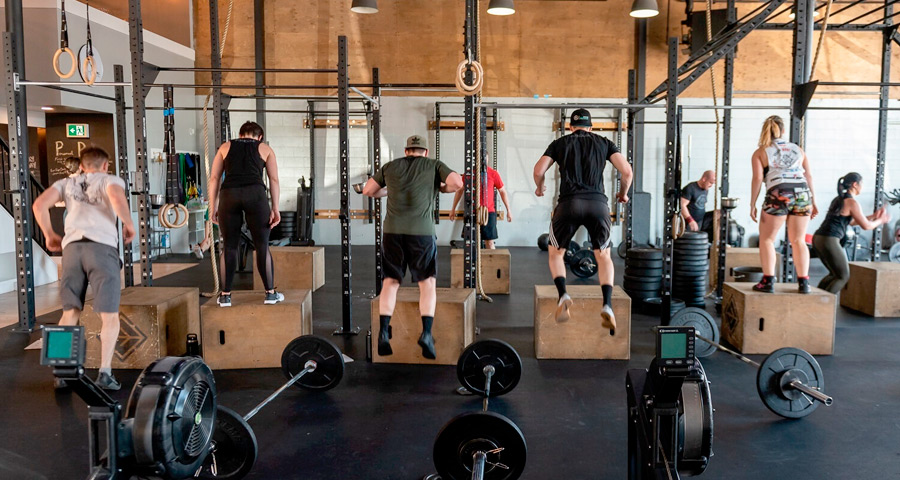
[53,48,77,79]
[81,56,98,86]
[455,59,484,96]
[159,203,189,229]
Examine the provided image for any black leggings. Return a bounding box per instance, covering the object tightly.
[218,185,274,292]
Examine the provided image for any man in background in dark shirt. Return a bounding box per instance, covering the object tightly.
[681,170,717,238]
[363,135,463,360]
[533,109,633,329]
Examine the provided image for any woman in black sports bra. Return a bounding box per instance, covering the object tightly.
[812,173,890,294]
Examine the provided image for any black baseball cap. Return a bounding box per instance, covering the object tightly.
[570,109,592,127]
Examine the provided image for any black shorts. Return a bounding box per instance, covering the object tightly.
[550,196,611,251]
[382,234,437,283]
[481,212,498,241]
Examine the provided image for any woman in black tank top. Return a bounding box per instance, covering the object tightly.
[208,121,284,306]
[812,173,891,293]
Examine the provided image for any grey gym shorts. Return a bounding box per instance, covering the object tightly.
[60,241,122,313]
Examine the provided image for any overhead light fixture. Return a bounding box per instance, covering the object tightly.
[487,0,516,16]
[789,10,820,19]
[41,106,54,111]
[350,0,378,14]
[630,0,659,18]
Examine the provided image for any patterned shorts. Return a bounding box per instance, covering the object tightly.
[763,184,812,217]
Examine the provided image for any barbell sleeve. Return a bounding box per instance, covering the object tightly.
[471,451,487,480]
[788,380,834,406]
[244,361,316,421]
[482,365,495,412]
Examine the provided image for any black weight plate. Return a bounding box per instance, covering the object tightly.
[670,308,719,357]
[537,233,549,251]
[627,248,663,259]
[457,339,522,397]
[624,267,663,276]
[433,411,527,480]
[625,261,664,270]
[196,406,258,480]
[281,335,345,391]
[563,241,580,263]
[617,241,628,259]
[570,249,598,278]
[672,253,709,262]
[757,347,825,419]
[674,267,709,275]
[623,275,662,285]
[673,247,709,254]
[624,290,660,300]
[678,231,710,240]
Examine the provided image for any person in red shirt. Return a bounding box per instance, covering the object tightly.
[450,165,512,248]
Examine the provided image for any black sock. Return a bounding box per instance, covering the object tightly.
[601,284,613,307]
[553,276,567,297]
[379,315,391,331]
[421,316,434,334]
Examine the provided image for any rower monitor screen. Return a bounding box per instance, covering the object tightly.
[41,326,84,367]
[47,331,74,359]
[660,333,687,359]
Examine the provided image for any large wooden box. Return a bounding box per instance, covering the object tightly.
[450,249,510,295]
[722,282,835,355]
[201,290,313,369]
[253,246,325,291]
[711,247,783,284]
[82,287,200,369]
[534,285,631,360]
[371,288,476,365]
[841,262,900,317]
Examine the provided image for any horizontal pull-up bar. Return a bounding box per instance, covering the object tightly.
[154,67,338,73]
[818,81,900,87]
[475,103,794,111]
[132,107,371,115]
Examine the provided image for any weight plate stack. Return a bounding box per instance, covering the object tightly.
[673,232,710,308]
[642,297,686,317]
[624,248,663,307]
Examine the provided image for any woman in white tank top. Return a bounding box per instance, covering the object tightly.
[749,116,818,294]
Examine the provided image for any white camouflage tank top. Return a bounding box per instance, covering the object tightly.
[764,140,805,187]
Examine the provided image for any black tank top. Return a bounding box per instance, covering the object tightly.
[221,138,265,189]
[815,199,852,239]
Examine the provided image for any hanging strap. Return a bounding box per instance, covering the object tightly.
[81,0,98,85]
[52,0,77,79]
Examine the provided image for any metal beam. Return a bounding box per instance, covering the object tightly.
[254,0,266,131]
[717,0,737,300]
[4,0,36,332]
[662,38,680,325]
[633,18,647,192]
[372,68,383,296]
[129,0,153,285]
[463,0,478,289]
[114,65,134,287]
[872,10,893,261]
[644,0,788,104]
[335,36,357,336]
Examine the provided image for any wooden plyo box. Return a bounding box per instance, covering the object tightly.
[371,288,476,365]
[201,290,313,369]
[721,282,835,355]
[711,247,783,284]
[840,262,900,317]
[534,285,631,360]
[253,246,325,291]
[83,287,200,369]
[450,249,511,295]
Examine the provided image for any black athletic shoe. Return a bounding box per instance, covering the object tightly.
[377,326,393,356]
[798,279,811,294]
[752,279,774,293]
[217,294,232,307]
[96,373,121,391]
[54,378,70,391]
[264,291,285,305]
[418,332,436,360]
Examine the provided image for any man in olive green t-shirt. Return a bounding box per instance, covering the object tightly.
[363,135,463,359]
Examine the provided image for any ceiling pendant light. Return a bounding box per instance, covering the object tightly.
[630,0,659,18]
[488,0,516,16]
[351,0,378,14]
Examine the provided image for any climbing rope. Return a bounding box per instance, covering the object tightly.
[201,0,235,298]
[705,0,721,213]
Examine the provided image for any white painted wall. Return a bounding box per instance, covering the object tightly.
[0,207,58,293]
[227,95,900,248]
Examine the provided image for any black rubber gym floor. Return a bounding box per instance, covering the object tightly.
[1,246,899,479]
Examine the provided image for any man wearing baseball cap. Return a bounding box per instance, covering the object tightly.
[533,109,633,329]
[362,135,463,360]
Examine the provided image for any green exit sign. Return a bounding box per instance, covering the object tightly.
[66,124,90,138]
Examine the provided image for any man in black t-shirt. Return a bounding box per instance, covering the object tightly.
[681,170,717,238]
[534,109,633,329]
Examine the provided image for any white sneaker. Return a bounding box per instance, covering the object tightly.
[191,244,204,259]
[264,291,285,305]
[600,304,617,331]
[555,294,573,323]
